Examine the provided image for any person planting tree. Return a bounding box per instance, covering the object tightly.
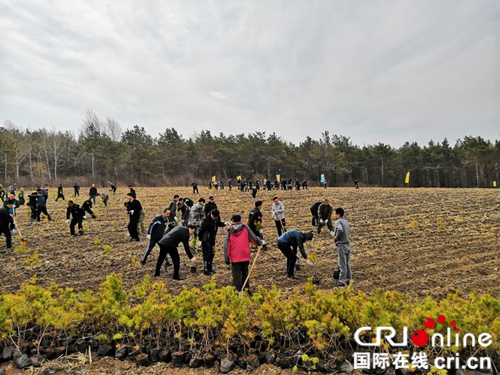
[317,198,334,235]
[66,201,85,237]
[310,200,322,227]
[332,207,352,287]
[271,196,287,237]
[125,192,142,242]
[277,230,314,280]
[141,208,170,265]
[155,225,197,280]
[82,199,96,219]
[223,213,264,292]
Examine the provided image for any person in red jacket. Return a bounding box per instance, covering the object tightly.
[223,213,265,292]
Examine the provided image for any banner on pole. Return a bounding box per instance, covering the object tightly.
[405,171,410,184]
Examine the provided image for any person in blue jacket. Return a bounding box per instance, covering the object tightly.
[277,230,313,280]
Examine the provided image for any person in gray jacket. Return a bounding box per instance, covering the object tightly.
[271,196,287,237]
[332,207,351,287]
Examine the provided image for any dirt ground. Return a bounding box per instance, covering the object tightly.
[0,357,295,374]
[1,187,499,298]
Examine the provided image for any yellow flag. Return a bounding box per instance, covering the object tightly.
[494,181,497,188]
[212,176,216,182]
[237,175,242,181]
[405,171,410,184]
[276,174,281,182]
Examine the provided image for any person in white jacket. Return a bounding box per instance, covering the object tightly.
[271,196,287,237]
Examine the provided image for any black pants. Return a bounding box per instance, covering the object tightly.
[142,236,161,263]
[278,241,297,276]
[29,206,37,220]
[1,227,11,248]
[70,218,83,235]
[156,244,180,278]
[36,207,51,221]
[274,219,287,237]
[56,193,65,201]
[229,186,232,191]
[312,215,318,226]
[74,189,79,196]
[231,261,249,291]
[193,186,199,194]
[90,195,97,204]
[128,219,139,240]
[252,190,257,199]
[202,241,215,268]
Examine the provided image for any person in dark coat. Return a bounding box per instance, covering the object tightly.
[156,225,197,279]
[128,185,137,199]
[89,184,98,204]
[317,199,334,234]
[0,200,14,251]
[204,196,217,215]
[310,201,322,227]
[56,184,65,201]
[110,183,117,194]
[141,208,170,265]
[18,186,26,205]
[191,181,199,194]
[198,209,226,275]
[125,193,142,241]
[277,230,313,279]
[73,183,80,197]
[35,189,52,222]
[177,199,191,227]
[248,201,263,239]
[66,201,85,236]
[82,199,96,219]
[167,195,180,223]
[27,191,38,220]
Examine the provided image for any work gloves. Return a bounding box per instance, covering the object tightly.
[129,210,134,215]
[306,259,313,266]
[190,256,197,262]
[330,231,335,238]
[66,219,70,224]
[147,234,151,240]
[83,216,87,220]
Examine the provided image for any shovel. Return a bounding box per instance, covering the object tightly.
[239,242,263,296]
[13,217,28,245]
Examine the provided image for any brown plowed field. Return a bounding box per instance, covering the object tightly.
[1,187,499,298]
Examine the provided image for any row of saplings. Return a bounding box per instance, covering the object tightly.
[2,328,358,373]
[1,329,490,374]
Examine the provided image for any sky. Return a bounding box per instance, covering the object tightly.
[0,0,499,147]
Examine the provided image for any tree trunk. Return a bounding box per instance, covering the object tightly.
[475,162,479,188]
[91,151,95,178]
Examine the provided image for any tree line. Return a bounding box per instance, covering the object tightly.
[1,110,499,188]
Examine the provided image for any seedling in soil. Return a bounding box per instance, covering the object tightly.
[102,245,114,256]
[94,238,101,246]
[15,242,30,255]
[24,251,42,268]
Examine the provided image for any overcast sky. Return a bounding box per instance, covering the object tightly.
[1,0,499,147]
